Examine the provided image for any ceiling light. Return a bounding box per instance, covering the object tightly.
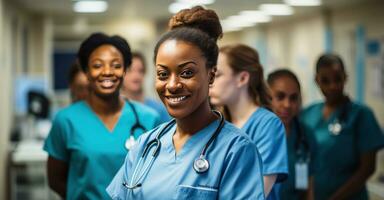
[259,4,294,16]
[284,0,321,6]
[239,10,272,23]
[73,0,108,13]
[169,0,215,14]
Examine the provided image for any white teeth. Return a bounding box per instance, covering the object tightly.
[101,80,113,87]
[168,96,187,103]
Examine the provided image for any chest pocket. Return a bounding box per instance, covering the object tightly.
[174,185,218,200]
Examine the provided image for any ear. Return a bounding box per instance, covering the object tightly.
[236,71,250,87]
[209,67,217,85]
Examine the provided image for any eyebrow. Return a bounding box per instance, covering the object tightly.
[157,61,197,69]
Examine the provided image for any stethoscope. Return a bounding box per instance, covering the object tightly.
[328,99,350,136]
[125,100,147,150]
[122,110,225,190]
[293,117,310,162]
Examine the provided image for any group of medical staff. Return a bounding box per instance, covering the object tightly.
[43,5,384,200]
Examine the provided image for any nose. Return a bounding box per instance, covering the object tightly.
[166,74,182,93]
[101,65,113,75]
[283,98,291,108]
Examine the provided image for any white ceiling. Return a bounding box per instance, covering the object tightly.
[12,0,369,25]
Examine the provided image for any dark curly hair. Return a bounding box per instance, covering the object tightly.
[315,53,346,75]
[153,6,222,69]
[77,32,132,72]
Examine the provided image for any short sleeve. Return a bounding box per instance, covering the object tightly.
[219,141,265,200]
[356,107,384,153]
[257,117,288,182]
[43,113,69,161]
[107,135,142,199]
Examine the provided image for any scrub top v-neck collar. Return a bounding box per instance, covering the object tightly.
[162,119,221,162]
[83,101,127,134]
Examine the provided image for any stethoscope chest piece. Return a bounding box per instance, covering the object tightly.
[193,156,209,173]
[125,136,136,150]
[328,121,342,136]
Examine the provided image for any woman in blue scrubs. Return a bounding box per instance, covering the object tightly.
[107,6,265,200]
[44,33,160,199]
[268,69,315,200]
[209,44,288,199]
[301,54,384,200]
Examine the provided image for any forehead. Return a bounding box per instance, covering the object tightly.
[270,76,300,93]
[156,40,204,63]
[90,44,122,57]
[317,63,344,75]
[216,53,232,72]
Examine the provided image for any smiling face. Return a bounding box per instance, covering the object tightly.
[86,44,125,97]
[155,40,214,119]
[270,76,301,126]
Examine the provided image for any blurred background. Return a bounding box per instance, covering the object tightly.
[0,0,383,199]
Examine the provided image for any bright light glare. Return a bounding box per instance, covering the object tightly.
[73,1,108,13]
[239,10,272,23]
[259,4,294,16]
[169,0,215,14]
[284,0,321,6]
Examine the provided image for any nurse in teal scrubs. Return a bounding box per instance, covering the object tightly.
[268,69,316,200]
[209,44,288,200]
[107,6,265,200]
[301,54,384,200]
[43,33,160,199]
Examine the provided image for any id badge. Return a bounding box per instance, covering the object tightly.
[295,162,308,189]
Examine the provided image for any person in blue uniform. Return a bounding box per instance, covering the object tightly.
[301,53,384,200]
[107,6,265,200]
[121,51,171,123]
[268,69,316,200]
[209,44,288,199]
[43,33,160,200]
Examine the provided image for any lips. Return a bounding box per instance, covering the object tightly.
[164,95,190,106]
[99,79,116,88]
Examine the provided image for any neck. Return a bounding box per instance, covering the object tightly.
[87,92,123,115]
[121,89,144,102]
[227,91,258,128]
[175,100,217,137]
[284,122,291,136]
[325,95,348,109]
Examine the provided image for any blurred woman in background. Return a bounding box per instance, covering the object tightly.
[209,44,288,199]
[268,69,315,200]
[44,33,159,199]
[301,54,384,200]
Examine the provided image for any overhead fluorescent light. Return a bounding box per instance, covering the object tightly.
[73,0,108,13]
[169,0,215,14]
[259,4,294,16]
[239,10,272,23]
[284,0,321,6]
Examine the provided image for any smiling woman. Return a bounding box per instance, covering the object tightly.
[107,6,265,200]
[43,32,160,199]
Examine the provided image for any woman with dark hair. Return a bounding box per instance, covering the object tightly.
[209,44,288,199]
[68,61,89,103]
[107,6,264,200]
[301,53,384,200]
[268,69,315,200]
[43,33,159,199]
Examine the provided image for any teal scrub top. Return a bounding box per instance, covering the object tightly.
[107,120,265,200]
[279,120,317,200]
[301,101,384,200]
[241,108,289,200]
[144,98,171,123]
[43,100,160,200]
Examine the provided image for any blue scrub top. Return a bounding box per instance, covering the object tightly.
[241,107,288,200]
[107,120,265,200]
[279,120,317,200]
[144,98,171,123]
[301,101,384,200]
[43,100,160,200]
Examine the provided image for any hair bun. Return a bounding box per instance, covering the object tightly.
[168,6,223,41]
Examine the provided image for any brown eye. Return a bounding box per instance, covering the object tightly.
[276,92,285,101]
[157,70,169,80]
[180,70,194,78]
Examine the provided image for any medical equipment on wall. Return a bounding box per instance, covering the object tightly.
[122,111,225,190]
[125,101,147,150]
